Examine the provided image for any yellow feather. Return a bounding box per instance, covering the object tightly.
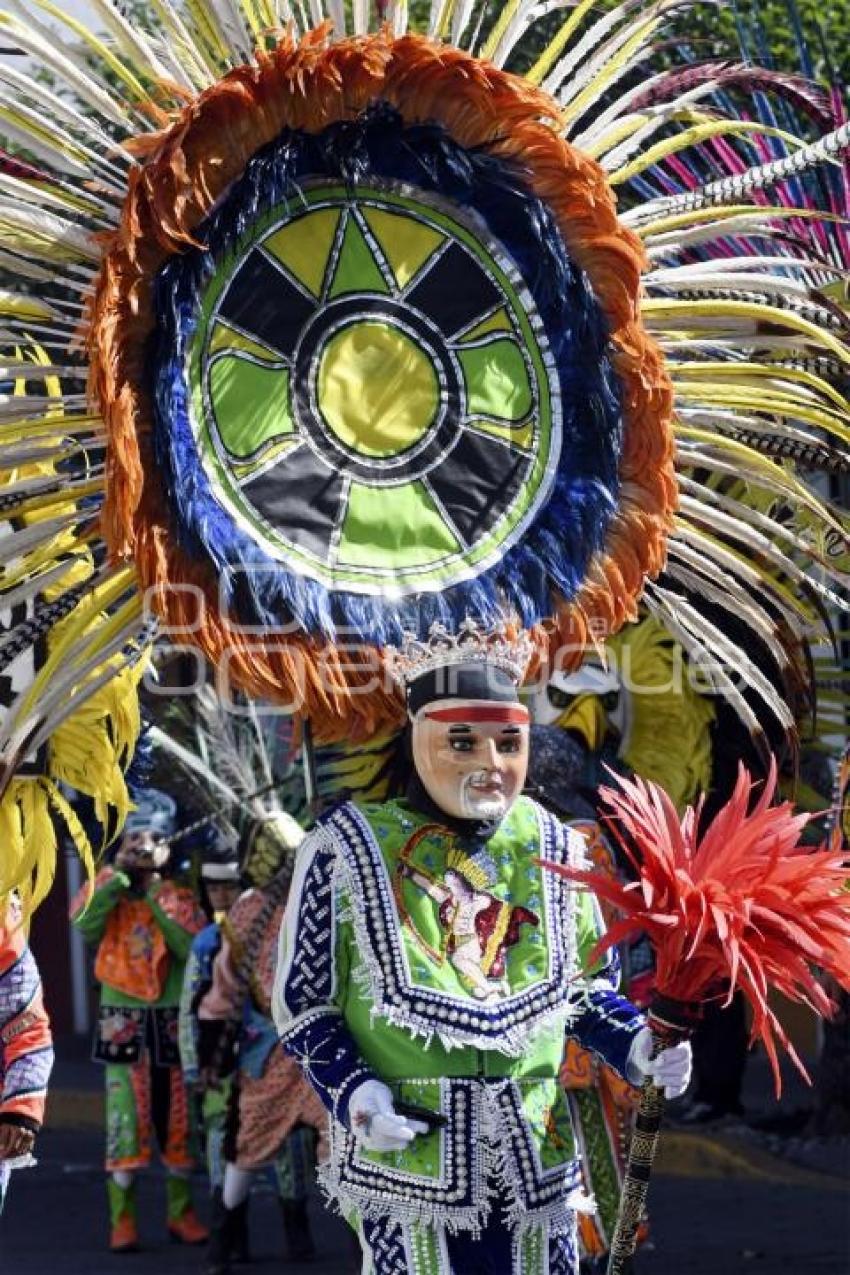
[479,0,525,60]
[582,110,655,159]
[14,569,138,723]
[0,530,99,593]
[586,107,722,161]
[610,120,807,185]
[524,0,598,86]
[145,0,216,85]
[560,12,663,120]
[0,780,57,914]
[183,0,234,65]
[24,0,152,104]
[638,205,845,240]
[669,362,849,415]
[672,383,850,445]
[0,292,56,320]
[0,415,104,443]
[675,426,849,541]
[643,298,850,366]
[672,519,823,623]
[0,481,103,523]
[0,106,92,171]
[433,0,460,41]
[238,0,267,36]
[38,779,96,887]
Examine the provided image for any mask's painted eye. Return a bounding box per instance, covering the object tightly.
[548,686,572,710]
[497,738,520,753]
[449,737,475,752]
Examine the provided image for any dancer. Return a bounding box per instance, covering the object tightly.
[198,812,327,1275]
[274,634,692,1273]
[1,6,848,1270]
[179,837,243,1234]
[0,892,53,1214]
[70,791,208,1253]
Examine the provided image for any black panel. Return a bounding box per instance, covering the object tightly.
[432,429,528,548]
[406,243,502,339]
[218,250,316,359]
[243,443,346,558]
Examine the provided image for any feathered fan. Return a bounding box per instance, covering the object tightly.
[541,760,850,1274]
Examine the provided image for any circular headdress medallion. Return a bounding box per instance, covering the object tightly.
[94,34,676,734]
[188,183,558,594]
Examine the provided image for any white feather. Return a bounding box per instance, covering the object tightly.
[0,512,80,565]
[0,9,131,130]
[148,725,243,806]
[0,63,132,176]
[352,0,369,35]
[0,203,100,263]
[83,0,178,87]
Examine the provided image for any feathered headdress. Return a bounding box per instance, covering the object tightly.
[150,686,302,886]
[0,0,848,903]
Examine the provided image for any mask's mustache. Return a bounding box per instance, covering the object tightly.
[466,770,503,790]
[460,774,508,818]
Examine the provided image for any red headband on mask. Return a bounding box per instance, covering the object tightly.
[423,705,529,725]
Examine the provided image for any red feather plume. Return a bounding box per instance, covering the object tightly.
[541,760,850,1095]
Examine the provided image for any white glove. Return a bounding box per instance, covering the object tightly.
[346,1080,430,1152]
[626,1028,692,1099]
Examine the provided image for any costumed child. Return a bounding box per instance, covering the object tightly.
[0,892,53,1214]
[70,789,208,1253]
[197,811,328,1275]
[273,634,692,1275]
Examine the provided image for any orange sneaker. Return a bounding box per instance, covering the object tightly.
[168,1208,209,1246]
[110,1214,141,1253]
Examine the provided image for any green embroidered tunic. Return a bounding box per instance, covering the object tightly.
[274,796,644,1269]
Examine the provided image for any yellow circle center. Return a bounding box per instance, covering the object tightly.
[317,321,439,457]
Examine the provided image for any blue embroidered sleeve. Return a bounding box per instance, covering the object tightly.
[272,823,376,1125]
[569,985,644,1079]
[569,891,644,1079]
[279,1006,374,1124]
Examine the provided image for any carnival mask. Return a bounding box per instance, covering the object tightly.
[116,829,170,872]
[410,699,530,822]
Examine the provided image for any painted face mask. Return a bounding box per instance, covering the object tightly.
[410,699,530,822]
[118,829,170,871]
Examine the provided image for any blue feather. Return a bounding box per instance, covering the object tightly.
[150,106,624,646]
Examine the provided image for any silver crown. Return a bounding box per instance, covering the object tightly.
[386,618,533,690]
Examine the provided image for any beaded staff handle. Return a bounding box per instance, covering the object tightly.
[606,996,701,1275]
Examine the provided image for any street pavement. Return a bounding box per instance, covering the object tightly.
[2,1121,848,1275]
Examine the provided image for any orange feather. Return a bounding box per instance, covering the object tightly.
[541,759,850,1095]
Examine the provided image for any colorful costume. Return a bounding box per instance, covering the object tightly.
[180,919,232,1192]
[527,728,650,1268]
[198,850,329,1273]
[168,698,328,1275]
[275,782,656,1273]
[70,791,208,1251]
[0,4,848,1271]
[0,894,53,1212]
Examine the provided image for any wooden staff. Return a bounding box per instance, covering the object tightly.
[607,997,700,1274]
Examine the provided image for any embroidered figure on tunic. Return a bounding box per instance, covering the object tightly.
[398,848,539,1001]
